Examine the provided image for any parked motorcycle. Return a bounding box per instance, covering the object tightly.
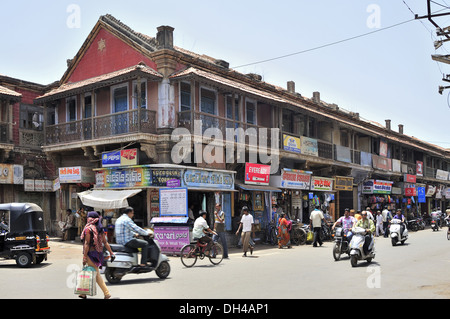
[417,217,425,230]
[103,232,170,284]
[390,219,408,246]
[332,227,350,261]
[349,227,375,267]
[407,219,418,232]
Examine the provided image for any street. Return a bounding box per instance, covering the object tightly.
[0,227,449,300]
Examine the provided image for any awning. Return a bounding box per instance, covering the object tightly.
[77,189,142,209]
[235,182,281,192]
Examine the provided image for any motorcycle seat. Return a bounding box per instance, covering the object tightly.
[110,244,139,253]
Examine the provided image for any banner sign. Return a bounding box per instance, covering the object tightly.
[159,187,188,217]
[183,169,234,189]
[334,176,353,191]
[153,226,190,255]
[363,179,393,194]
[102,149,138,167]
[280,169,311,189]
[95,166,152,188]
[310,176,334,191]
[245,163,270,185]
[283,134,301,153]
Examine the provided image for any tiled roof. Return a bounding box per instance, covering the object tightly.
[0,84,22,100]
[36,63,162,103]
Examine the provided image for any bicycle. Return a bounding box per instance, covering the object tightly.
[264,220,278,245]
[289,222,307,245]
[180,238,224,268]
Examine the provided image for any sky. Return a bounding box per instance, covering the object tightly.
[0,0,449,150]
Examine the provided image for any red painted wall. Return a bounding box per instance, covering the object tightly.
[67,27,158,83]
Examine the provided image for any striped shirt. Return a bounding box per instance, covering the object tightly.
[114,214,148,245]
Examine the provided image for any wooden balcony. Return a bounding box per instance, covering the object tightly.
[45,109,156,146]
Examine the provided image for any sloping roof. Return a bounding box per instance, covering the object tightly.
[35,63,162,103]
[0,84,22,101]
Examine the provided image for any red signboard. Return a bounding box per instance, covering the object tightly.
[404,174,416,183]
[245,163,270,185]
[416,161,423,177]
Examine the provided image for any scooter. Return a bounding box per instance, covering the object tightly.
[390,219,408,246]
[349,227,375,267]
[103,231,170,284]
[431,219,439,231]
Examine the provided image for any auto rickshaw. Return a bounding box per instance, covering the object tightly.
[0,203,50,267]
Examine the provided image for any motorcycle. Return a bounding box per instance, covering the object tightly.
[349,227,375,267]
[407,219,418,232]
[103,231,170,284]
[417,217,425,230]
[332,227,350,261]
[390,219,408,246]
[431,219,439,231]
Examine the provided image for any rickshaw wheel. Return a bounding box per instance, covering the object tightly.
[16,252,32,268]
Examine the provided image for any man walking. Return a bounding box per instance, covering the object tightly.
[381,206,392,238]
[236,206,254,257]
[213,203,229,259]
[310,205,325,247]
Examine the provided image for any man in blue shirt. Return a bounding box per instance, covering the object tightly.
[115,207,150,267]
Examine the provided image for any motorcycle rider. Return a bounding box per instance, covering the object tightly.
[115,207,151,267]
[352,211,375,255]
[393,209,406,235]
[332,208,356,241]
[431,209,440,228]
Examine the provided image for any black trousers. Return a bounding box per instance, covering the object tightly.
[313,227,323,247]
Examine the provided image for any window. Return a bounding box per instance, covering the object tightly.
[66,97,77,122]
[132,80,147,109]
[84,94,92,118]
[226,95,240,121]
[20,104,44,131]
[200,88,216,115]
[112,84,128,113]
[282,109,293,133]
[180,82,191,112]
[246,100,256,125]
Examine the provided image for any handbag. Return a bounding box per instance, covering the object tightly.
[307,230,313,242]
[74,266,97,296]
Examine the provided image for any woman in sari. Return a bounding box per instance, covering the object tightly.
[79,211,115,299]
[277,212,292,249]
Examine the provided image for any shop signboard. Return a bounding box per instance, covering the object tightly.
[310,176,334,191]
[283,134,301,153]
[426,185,436,197]
[436,169,449,181]
[404,183,416,196]
[300,136,318,156]
[183,169,234,190]
[279,169,311,189]
[159,187,188,217]
[102,149,138,167]
[95,166,152,188]
[417,186,426,203]
[152,169,182,187]
[372,155,392,171]
[335,145,351,163]
[153,226,190,255]
[0,164,23,184]
[245,163,270,185]
[334,176,353,191]
[363,179,393,194]
[59,166,94,184]
[444,187,450,199]
[404,174,416,183]
[416,161,424,177]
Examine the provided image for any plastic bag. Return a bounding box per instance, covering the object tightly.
[74,266,97,296]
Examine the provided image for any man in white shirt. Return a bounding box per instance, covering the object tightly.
[309,205,325,247]
[193,211,217,254]
[236,206,254,257]
[381,206,392,238]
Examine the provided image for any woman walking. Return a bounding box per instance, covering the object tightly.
[277,212,291,249]
[79,211,115,299]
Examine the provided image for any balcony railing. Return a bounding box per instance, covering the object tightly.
[45,109,156,145]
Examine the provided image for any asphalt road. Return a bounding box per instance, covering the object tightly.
[0,227,449,299]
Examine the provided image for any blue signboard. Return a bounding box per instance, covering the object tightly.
[102,151,121,167]
[417,186,426,203]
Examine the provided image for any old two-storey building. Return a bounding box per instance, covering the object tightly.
[33,14,449,239]
[0,75,56,231]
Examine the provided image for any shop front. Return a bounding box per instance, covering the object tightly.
[309,176,336,223]
[361,179,394,213]
[269,168,312,223]
[235,163,280,242]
